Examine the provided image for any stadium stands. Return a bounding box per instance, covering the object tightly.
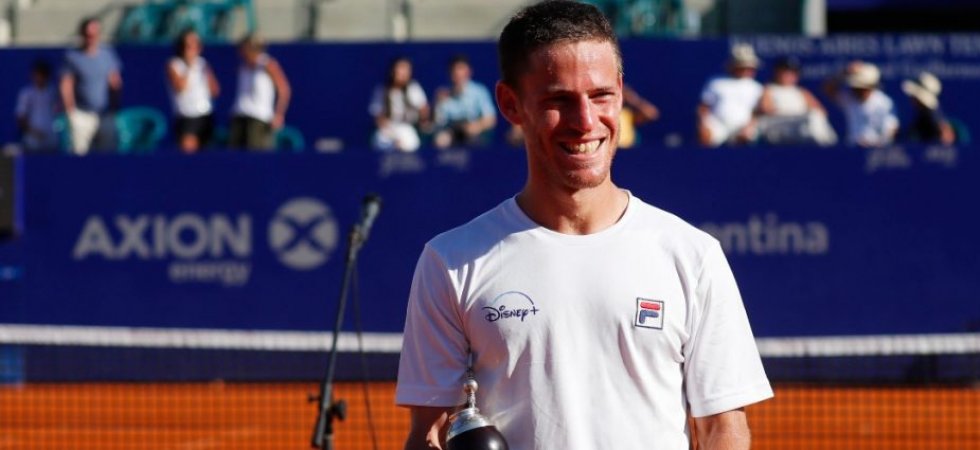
[6,0,533,44]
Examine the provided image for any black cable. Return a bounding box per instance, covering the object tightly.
[351,262,380,450]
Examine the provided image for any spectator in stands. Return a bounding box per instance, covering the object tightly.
[697,44,763,147]
[15,59,59,152]
[901,71,955,146]
[432,55,496,149]
[60,17,123,155]
[824,61,898,148]
[167,29,220,154]
[619,84,659,148]
[229,33,291,151]
[756,57,836,146]
[369,56,430,152]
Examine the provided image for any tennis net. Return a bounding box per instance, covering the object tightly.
[0,324,977,450]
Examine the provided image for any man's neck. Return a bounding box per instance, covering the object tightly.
[82,43,99,54]
[452,81,467,95]
[516,182,627,235]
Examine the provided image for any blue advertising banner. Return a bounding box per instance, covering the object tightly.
[0,146,977,338]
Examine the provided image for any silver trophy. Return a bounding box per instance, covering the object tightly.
[446,377,509,450]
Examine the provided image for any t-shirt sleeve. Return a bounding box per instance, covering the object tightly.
[883,97,899,133]
[395,244,469,407]
[60,51,76,79]
[15,88,29,117]
[109,48,122,72]
[700,79,719,106]
[368,86,384,117]
[407,82,428,108]
[478,85,496,119]
[683,242,773,417]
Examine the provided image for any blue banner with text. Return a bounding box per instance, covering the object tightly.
[0,146,977,337]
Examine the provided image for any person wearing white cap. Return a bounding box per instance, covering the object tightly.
[823,61,899,148]
[902,71,955,145]
[697,43,764,147]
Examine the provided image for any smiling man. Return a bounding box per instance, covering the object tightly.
[395,2,773,449]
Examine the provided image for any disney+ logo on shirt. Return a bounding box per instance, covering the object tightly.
[483,291,540,323]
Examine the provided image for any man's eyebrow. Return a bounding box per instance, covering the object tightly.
[542,84,619,94]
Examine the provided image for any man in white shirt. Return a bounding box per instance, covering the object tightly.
[697,44,764,147]
[396,2,773,449]
[824,61,899,148]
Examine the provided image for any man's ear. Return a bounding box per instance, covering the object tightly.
[496,81,522,126]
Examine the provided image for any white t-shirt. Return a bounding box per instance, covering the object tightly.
[765,84,809,116]
[701,76,763,131]
[368,81,427,125]
[168,56,213,118]
[232,54,276,122]
[838,89,899,146]
[396,193,773,450]
[15,84,58,149]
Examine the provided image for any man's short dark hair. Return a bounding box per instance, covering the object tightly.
[449,54,470,68]
[498,0,621,87]
[31,59,51,78]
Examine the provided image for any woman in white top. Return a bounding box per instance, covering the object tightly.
[758,58,824,117]
[368,56,430,152]
[229,33,291,151]
[757,58,836,146]
[166,29,220,153]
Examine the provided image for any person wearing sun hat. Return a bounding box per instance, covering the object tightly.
[697,43,764,147]
[824,60,899,148]
[902,71,955,145]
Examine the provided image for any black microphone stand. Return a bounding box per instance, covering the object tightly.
[311,196,380,450]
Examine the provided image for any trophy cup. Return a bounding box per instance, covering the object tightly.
[445,377,509,450]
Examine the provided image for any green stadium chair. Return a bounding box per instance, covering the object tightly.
[115,1,179,44]
[209,125,229,149]
[51,114,73,154]
[114,107,168,154]
[274,125,306,153]
[115,0,257,44]
[948,117,971,146]
[583,0,687,37]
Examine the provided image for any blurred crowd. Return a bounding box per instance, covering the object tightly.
[15,16,292,155]
[12,18,959,155]
[697,43,956,149]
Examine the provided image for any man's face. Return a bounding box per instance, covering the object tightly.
[731,66,756,79]
[497,40,622,192]
[82,21,101,46]
[31,70,48,87]
[851,87,873,102]
[450,61,471,87]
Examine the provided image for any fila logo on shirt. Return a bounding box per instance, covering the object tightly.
[634,298,664,329]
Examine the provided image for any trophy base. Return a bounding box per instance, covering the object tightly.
[446,426,510,450]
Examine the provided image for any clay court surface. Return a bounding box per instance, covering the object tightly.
[1,382,977,449]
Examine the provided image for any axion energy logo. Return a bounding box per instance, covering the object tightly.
[71,197,339,286]
[267,197,339,271]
